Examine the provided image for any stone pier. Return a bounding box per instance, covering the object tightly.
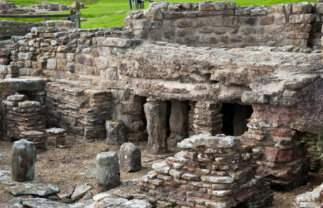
[96,152,120,192]
[144,99,168,155]
[11,139,36,182]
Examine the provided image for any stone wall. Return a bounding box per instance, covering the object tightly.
[126,2,323,48]
[0,1,70,14]
[45,82,112,140]
[0,20,42,40]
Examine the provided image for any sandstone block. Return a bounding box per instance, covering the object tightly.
[292,2,312,14]
[96,152,120,192]
[106,120,127,145]
[199,2,215,11]
[11,139,36,182]
[119,143,142,172]
[316,3,323,14]
[144,101,168,155]
[47,59,57,70]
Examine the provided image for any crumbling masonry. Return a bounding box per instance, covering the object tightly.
[0,1,322,207]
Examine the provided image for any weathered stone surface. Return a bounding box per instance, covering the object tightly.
[71,184,92,201]
[119,143,142,172]
[46,128,66,147]
[144,100,168,155]
[96,152,120,192]
[11,139,36,182]
[0,170,59,197]
[177,134,237,149]
[106,120,127,145]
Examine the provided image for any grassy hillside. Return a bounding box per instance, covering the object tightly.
[3,0,318,29]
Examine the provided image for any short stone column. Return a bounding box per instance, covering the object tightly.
[46,128,66,147]
[11,139,36,182]
[144,99,167,155]
[96,152,120,192]
[105,120,127,145]
[168,101,188,147]
[120,143,142,172]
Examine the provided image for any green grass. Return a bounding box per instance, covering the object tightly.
[1,0,318,29]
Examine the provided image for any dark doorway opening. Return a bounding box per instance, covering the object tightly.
[221,103,253,136]
[135,96,148,141]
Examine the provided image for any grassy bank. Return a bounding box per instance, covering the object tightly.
[3,0,317,29]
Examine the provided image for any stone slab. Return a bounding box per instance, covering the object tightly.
[0,170,59,197]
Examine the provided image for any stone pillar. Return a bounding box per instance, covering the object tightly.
[105,120,127,145]
[11,139,36,182]
[96,152,120,192]
[120,143,142,172]
[191,101,222,135]
[144,99,167,155]
[168,101,188,147]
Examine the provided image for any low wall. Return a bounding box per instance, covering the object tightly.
[0,20,42,40]
[126,2,323,48]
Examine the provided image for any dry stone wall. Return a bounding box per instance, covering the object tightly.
[126,2,323,48]
[0,1,70,14]
[0,21,42,40]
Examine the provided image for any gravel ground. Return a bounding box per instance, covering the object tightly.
[0,138,322,207]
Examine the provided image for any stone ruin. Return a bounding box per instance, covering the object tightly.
[140,135,273,208]
[0,1,78,40]
[0,1,322,207]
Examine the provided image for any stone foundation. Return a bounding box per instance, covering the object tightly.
[140,134,273,208]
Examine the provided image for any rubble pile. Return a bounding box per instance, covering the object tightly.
[140,134,273,208]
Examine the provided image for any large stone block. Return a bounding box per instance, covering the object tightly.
[96,152,120,192]
[119,143,142,172]
[144,100,168,155]
[106,120,127,145]
[11,139,36,182]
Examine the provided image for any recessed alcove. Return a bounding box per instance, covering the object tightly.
[221,103,253,136]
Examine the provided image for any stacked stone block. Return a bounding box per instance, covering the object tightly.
[45,82,111,140]
[140,134,273,208]
[247,108,309,190]
[2,94,46,149]
[0,46,18,79]
[191,101,222,136]
[83,90,112,140]
[0,21,42,40]
[295,183,323,208]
